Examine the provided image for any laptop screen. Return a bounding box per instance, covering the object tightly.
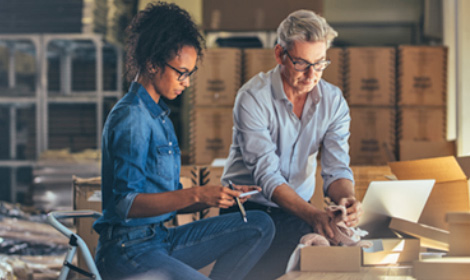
[357,179,435,238]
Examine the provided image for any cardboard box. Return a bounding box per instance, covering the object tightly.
[190,107,233,165]
[398,46,447,106]
[446,212,470,256]
[180,165,200,186]
[389,217,449,251]
[363,238,420,265]
[345,47,396,106]
[350,165,394,201]
[300,246,361,272]
[243,48,277,83]
[413,257,470,280]
[203,0,323,31]
[301,180,424,272]
[73,176,101,271]
[349,106,396,165]
[389,156,470,230]
[399,140,456,161]
[398,106,446,141]
[322,47,345,92]
[192,48,241,106]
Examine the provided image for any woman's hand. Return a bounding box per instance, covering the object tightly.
[231,183,261,203]
[194,184,261,207]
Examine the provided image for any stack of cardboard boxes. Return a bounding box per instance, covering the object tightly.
[189,47,278,165]
[323,45,451,165]
[242,48,277,83]
[397,46,454,161]
[322,47,345,93]
[345,47,397,165]
[190,48,241,165]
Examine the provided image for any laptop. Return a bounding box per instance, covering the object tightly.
[357,179,435,238]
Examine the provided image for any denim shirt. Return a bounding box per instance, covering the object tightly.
[222,65,354,207]
[94,82,181,234]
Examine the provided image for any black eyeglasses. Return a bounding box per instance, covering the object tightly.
[165,63,198,81]
[283,48,331,72]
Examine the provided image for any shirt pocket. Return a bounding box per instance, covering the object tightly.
[155,145,180,181]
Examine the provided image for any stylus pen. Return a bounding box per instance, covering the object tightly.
[228,180,247,223]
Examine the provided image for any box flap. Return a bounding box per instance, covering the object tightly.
[389,156,466,183]
[446,212,470,224]
[456,156,470,179]
[389,217,449,251]
[399,140,455,161]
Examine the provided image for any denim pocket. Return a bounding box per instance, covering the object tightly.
[155,146,180,181]
[121,225,156,248]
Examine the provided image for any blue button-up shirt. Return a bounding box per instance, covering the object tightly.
[222,65,354,208]
[94,82,181,233]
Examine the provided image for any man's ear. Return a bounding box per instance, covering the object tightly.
[274,44,285,65]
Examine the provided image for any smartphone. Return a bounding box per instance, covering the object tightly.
[239,190,260,198]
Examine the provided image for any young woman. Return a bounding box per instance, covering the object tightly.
[93,2,275,279]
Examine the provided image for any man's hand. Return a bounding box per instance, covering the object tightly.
[310,210,334,239]
[337,197,362,227]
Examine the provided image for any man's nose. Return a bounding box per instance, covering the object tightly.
[305,65,316,79]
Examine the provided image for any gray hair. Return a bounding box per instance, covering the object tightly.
[277,10,338,50]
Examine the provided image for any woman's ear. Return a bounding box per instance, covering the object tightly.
[146,61,158,74]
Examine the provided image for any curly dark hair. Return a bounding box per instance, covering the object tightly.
[125,1,205,81]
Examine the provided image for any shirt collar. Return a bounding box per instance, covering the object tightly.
[131,82,171,118]
[271,65,322,105]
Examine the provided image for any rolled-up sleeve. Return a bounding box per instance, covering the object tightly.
[321,95,354,193]
[109,109,150,220]
[234,91,287,200]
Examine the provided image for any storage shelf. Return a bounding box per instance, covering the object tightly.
[0,97,37,104]
[0,33,123,203]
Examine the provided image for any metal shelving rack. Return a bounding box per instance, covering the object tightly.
[0,33,123,203]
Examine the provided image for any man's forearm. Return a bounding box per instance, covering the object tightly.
[271,183,322,224]
[326,178,355,204]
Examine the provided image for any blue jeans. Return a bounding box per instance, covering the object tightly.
[95,211,275,280]
[221,202,313,280]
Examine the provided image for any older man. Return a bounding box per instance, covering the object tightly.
[221,10,362,279]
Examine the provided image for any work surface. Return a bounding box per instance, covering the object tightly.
[278,266,415,280]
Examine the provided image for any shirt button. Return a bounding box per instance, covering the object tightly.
[169,142,173,146]
[169,150,172,155]
[162,119,166,123]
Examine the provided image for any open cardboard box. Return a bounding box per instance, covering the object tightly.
[300,228,421,272]
[300,180,432,272]
[389,156,470,230]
